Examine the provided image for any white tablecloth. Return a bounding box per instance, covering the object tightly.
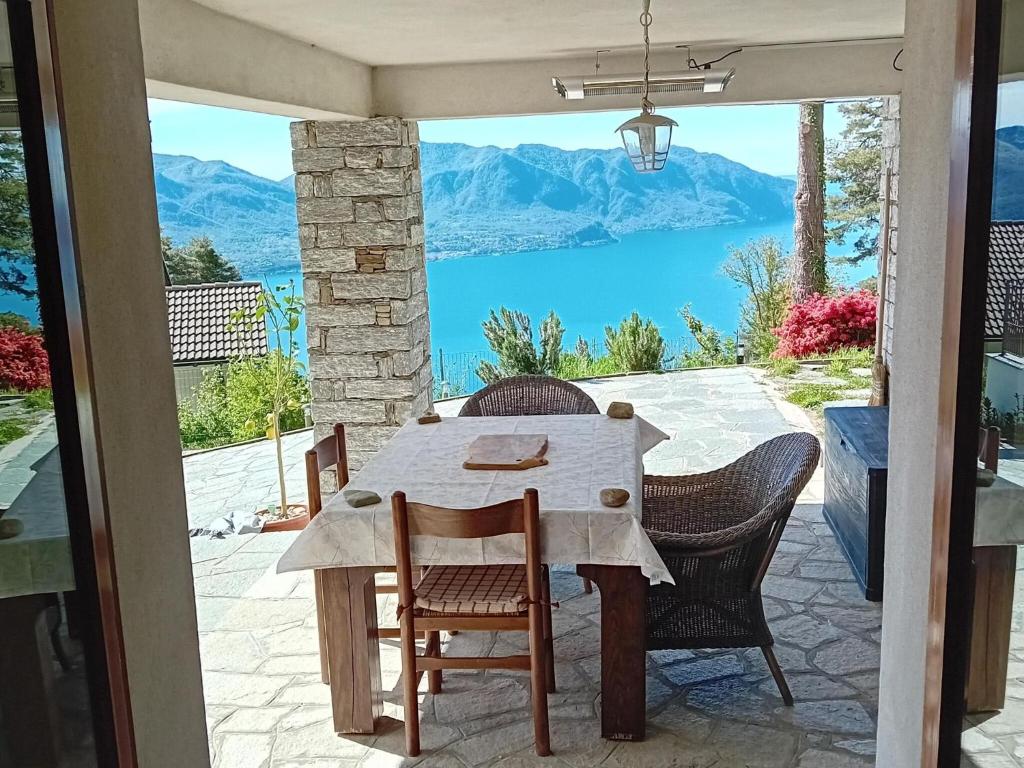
[975,475,1024,546]
[278,414,675,584]
[0,447,75,600]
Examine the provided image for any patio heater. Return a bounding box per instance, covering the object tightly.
[615,0,677,173]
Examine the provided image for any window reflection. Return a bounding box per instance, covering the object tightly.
[0,2,98,763]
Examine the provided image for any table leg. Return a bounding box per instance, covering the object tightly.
[0,594,62,765]
[967,545,1016,713]
[321,566,384,733]
[577,564,647,741]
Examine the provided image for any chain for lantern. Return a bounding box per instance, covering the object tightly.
[641,0,653,114]
[615,0,677,173]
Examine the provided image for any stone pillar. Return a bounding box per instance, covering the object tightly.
[880,95,900,372]
[291,117,432,469]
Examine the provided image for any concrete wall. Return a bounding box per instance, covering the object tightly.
[139,0,372,120]
[135,16,900,122]
[49,0,209,764]
[984,354,1024,416]
[373,40,903,120]
[875,0,966,764]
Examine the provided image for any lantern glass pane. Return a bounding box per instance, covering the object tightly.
[618,123,673,173]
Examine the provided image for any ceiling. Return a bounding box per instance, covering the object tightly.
[191,0,906,67]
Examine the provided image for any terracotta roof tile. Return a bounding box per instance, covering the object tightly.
[165,281,269,364]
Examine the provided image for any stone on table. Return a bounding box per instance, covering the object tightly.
[607,401,634,419]
[344,489,382,508]
[600,488,630,507]
[0,517,23,539]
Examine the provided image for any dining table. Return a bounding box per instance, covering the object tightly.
[277,411,673,741]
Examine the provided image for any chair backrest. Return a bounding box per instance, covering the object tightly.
[979,426,1000,472]
[459,375,600,417]
[390,489,543,613]
[305,423,349,517]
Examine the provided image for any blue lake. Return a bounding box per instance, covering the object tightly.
[0,221,874,384]
[253,220,874,374]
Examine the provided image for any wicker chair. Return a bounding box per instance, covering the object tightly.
[642,432,821,706]
[458,375,600,418]
[459,375,599,593]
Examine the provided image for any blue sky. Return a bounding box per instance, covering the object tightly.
[147,98,853,181]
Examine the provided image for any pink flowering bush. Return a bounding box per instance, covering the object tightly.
[773,290,877,358]
[0,326,50,391]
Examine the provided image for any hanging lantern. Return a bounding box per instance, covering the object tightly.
[616,0,677,173]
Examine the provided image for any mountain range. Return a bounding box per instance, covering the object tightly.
[151,129,1024,274]
[994,126,1024,221]
[153,143,796,273]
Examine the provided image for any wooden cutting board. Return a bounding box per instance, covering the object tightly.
[463,434,549,470]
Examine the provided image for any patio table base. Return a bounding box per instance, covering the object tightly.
[320,563,648,740]
[577,563,647,741]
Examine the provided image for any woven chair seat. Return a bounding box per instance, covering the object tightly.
[414,564,528,616]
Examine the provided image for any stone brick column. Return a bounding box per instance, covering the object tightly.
[880,96,900,372]
[291,117,432,469]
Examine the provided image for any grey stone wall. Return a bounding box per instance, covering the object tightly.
[291,117,432,469]
[880,95,900,372]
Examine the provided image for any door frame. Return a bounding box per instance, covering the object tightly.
[935,0,1004,763]
[6,0,136,763]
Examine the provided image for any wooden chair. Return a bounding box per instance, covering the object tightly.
[459,375,597,594]
[305,423,412,685]
[391,488,554,757]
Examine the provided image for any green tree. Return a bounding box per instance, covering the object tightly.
[227,280,306,513]
[826,99,883,264]
[0,131,34,297]
[164,235,242,284]
[722,237,791,360]
[477,307,563,384]
[604,312,665,372]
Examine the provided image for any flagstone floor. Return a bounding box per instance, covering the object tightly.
[185,367,1024,766]
[193,492,884,768]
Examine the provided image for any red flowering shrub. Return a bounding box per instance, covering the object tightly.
[0,326,50,391]
[773,290,877,358]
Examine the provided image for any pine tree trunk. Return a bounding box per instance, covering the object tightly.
[792,101,827,302]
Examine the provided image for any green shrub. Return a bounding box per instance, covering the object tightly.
[556,352,621,380]
[178,352,309,450]
[766,357,799,377]
[678,305,736,368]
[785,383,845,409]
[477,307,563,384]
[0,418,28,446]
[605,312,665,372]
[21,388,53,411]
[0,312,34,334]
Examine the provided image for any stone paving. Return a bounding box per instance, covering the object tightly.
[183,430,311,530]
[188,367,890,767]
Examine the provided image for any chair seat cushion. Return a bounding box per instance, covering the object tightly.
[414,564,528,616]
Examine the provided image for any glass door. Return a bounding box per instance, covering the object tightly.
[0,0,130,764]
[939,0,1024,764]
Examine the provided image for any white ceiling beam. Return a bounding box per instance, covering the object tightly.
[374,40,904,120]
[139,0,372,120]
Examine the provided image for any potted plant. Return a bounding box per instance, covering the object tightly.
[229,280,310,532]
